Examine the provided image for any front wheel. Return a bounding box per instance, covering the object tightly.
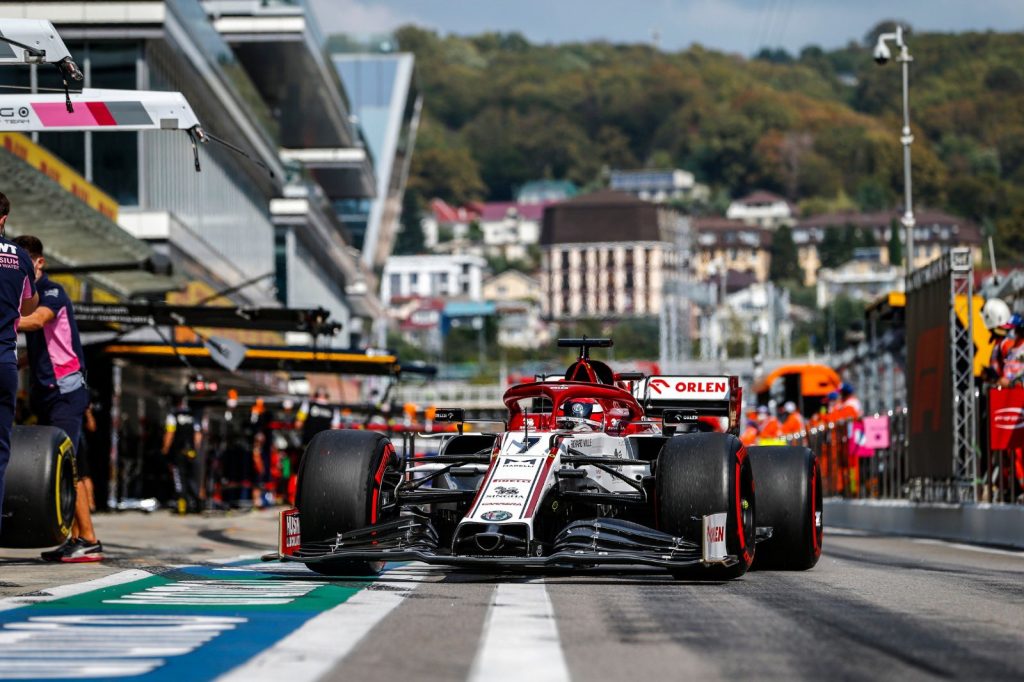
[296,430,400,576]
[656,432,755,580]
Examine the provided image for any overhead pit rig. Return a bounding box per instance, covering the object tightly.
[0,18,266,173]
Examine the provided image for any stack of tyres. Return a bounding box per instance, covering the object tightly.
[0,425,76,548]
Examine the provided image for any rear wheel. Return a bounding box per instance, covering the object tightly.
[0,426,76,548]
[656,432,755,580]
[296,431,400,576]
[748,446,822,570]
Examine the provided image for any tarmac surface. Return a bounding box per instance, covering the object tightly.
[1,511,1022,681]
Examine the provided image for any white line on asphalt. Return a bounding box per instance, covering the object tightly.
[469,581,570,682]
[0,569,152,613]
[910,538,1024,559]
[824,527,874,537]
[213,563,428,682]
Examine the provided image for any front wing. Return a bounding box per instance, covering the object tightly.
[264,514,739,571]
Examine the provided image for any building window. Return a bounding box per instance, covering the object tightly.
[389,273,401,299]
[561,250,570,270]
[274,228,288,304]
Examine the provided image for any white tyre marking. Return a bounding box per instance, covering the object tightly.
[469,582,570,682]
[213,563,428,682]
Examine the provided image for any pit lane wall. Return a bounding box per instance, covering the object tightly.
[824,498,1024,549]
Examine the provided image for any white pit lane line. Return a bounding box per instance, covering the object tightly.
[469,581,570,682]
[214,563,429,682]
[910,538,1024,559]
[0,569,152,613]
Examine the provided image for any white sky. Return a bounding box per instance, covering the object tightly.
[310,0,1024,55]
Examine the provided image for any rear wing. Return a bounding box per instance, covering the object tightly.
[633,376,742,433]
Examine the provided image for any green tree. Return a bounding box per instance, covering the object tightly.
[818,227,855,268]
[393,192,426,255]
[769,225,801,282]
[887,218,903,266]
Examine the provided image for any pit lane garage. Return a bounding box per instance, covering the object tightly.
[0,301,403,548]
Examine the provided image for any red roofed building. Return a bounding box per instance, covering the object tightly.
[478,201,554,261]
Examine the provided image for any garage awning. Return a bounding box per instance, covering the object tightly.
[74,302,334,334]
[103,343,400,375]
[0,134,181,298]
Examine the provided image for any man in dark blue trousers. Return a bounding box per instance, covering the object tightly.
[16,235,103,561]
[0,192,39,535]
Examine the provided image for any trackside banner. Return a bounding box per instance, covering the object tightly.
[988,387,1024,450]
[906,267,953,478]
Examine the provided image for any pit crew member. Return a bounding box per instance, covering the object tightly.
[0,195,37,537]
[14,236,99,561]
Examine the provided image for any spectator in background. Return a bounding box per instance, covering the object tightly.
[162,394,201,515]
[837,383,863,420]
[994,314,1024,387]
[781,401,806,436]
[249,397,274,509]
[15,236,100,562]
[294,388,339,445]
[758,403,782,440]
[825,391,841,421]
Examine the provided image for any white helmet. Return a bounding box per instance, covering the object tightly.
[982,298,1011,331]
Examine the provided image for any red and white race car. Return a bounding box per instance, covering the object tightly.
[267,338,822,580]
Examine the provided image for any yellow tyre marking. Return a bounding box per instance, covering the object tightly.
[55,437,73,536]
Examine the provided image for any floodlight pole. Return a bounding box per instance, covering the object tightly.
[878,26,916,269]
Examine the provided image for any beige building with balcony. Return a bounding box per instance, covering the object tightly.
[693,217,772,283]
[540,191,686,319]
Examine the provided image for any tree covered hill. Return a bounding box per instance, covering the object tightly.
[386,23,1024,261]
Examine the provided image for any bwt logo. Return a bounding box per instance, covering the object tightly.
[706,524,725,543]
[993,407,1024,430]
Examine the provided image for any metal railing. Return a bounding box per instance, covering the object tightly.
[796,406,1023,505]
[397,383,506,410]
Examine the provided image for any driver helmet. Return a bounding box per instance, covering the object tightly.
[558,399,603,431]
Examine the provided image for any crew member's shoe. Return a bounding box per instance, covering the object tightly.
[177,497,187,515]
[59,538,104,563]
[40,539,73,562]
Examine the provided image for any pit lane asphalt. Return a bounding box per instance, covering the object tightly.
[2,513,1022,681]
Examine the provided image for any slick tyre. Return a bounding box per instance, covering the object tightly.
[296,430,399,577]
[0,426,76,548]
[748,446,822,570]
[656,432,755,580]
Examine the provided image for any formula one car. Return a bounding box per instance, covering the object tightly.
[268,338,822,580]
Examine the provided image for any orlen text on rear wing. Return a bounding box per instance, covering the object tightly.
[633,376,742,434]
